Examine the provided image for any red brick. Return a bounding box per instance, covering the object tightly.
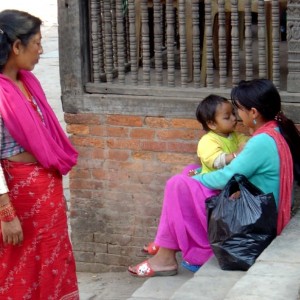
[104,160,144,171]
[91,169,106,180]
[71,189,93,200]
[140,140,167,152]
[166,142,197,153]
[72,136,105,148]
[89,125,107,136]
[107,150,130,161]
[106,115,143,127]
[70,168,91,179]
[145,117,171,128]
[157,153,196,165]
[171,118,200,129]
[143,161,171,173]
[130,128,155,139]
[156,129,198,140]
[107,127,130,137]
[132,151,153,160]
[75,147,94,159]
[75,158,104,169]
[70,179,104,190]
[107,138,140,150]
[91,149,106,159]
[67,124,90,135]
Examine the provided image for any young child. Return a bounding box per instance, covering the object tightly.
[190,94,249,176]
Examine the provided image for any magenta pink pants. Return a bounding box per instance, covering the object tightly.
[154,164,219,265]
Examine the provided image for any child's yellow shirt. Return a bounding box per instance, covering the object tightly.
[197,131,249,174]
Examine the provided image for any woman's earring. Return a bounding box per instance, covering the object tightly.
[253,119,257,125]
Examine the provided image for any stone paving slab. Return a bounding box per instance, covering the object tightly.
[171,257,245,300]
[78,271,147,300]
[225,265,300,300]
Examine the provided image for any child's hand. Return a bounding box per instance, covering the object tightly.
[188,169,201,177]
[188,169,197,176]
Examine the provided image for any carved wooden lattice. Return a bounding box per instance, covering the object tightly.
[205,0,214,88]
[128,0,138,84]
[88,0,293,91]
[244,0,253,81]
[166,0,175,87]
[257,0,267,79]
[218,0,227,88]
[89,0,101,82]
[272,0,280,88]
[192,0,201,88]
[287,0,300,92]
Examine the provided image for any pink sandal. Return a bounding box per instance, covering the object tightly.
[142,242,160,255]
[128,260,177,278]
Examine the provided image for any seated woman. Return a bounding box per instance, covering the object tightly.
[142,93,249,260]
[128,78,300,277]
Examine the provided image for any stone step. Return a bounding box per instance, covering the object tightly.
[128,210,300,300]
[171,257,245,300]
[223,211,300,300]
[127,262,194,300]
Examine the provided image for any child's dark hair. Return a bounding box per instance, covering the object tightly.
[196,94,229,131]
[231,79,300,185]
[0,10,42,72]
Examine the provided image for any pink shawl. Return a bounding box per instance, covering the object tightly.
[0,70,78,175]
[253,121,293,234]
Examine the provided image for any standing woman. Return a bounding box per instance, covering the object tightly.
[0,10,79,299]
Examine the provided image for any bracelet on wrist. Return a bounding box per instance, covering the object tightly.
[232,153,237,158]
[0,200,11,208]
[0,202,16,222]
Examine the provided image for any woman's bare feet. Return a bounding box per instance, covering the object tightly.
[147,248,177,270]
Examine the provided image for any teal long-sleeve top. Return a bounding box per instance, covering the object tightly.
[193,133,280,207]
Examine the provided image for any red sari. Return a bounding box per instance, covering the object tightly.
[0,161,79,299]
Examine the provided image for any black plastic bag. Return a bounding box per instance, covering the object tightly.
[205,174,277,271]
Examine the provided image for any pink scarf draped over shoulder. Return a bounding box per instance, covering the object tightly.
[0,70,78,175]
[253,121,293,234]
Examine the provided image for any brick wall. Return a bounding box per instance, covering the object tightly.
[65,110,250,272]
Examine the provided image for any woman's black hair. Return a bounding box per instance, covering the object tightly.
[196,94,229,131]
[231,79,300,185]
[0,10,42,72]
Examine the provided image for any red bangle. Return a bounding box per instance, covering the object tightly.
[0,202,17,222]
